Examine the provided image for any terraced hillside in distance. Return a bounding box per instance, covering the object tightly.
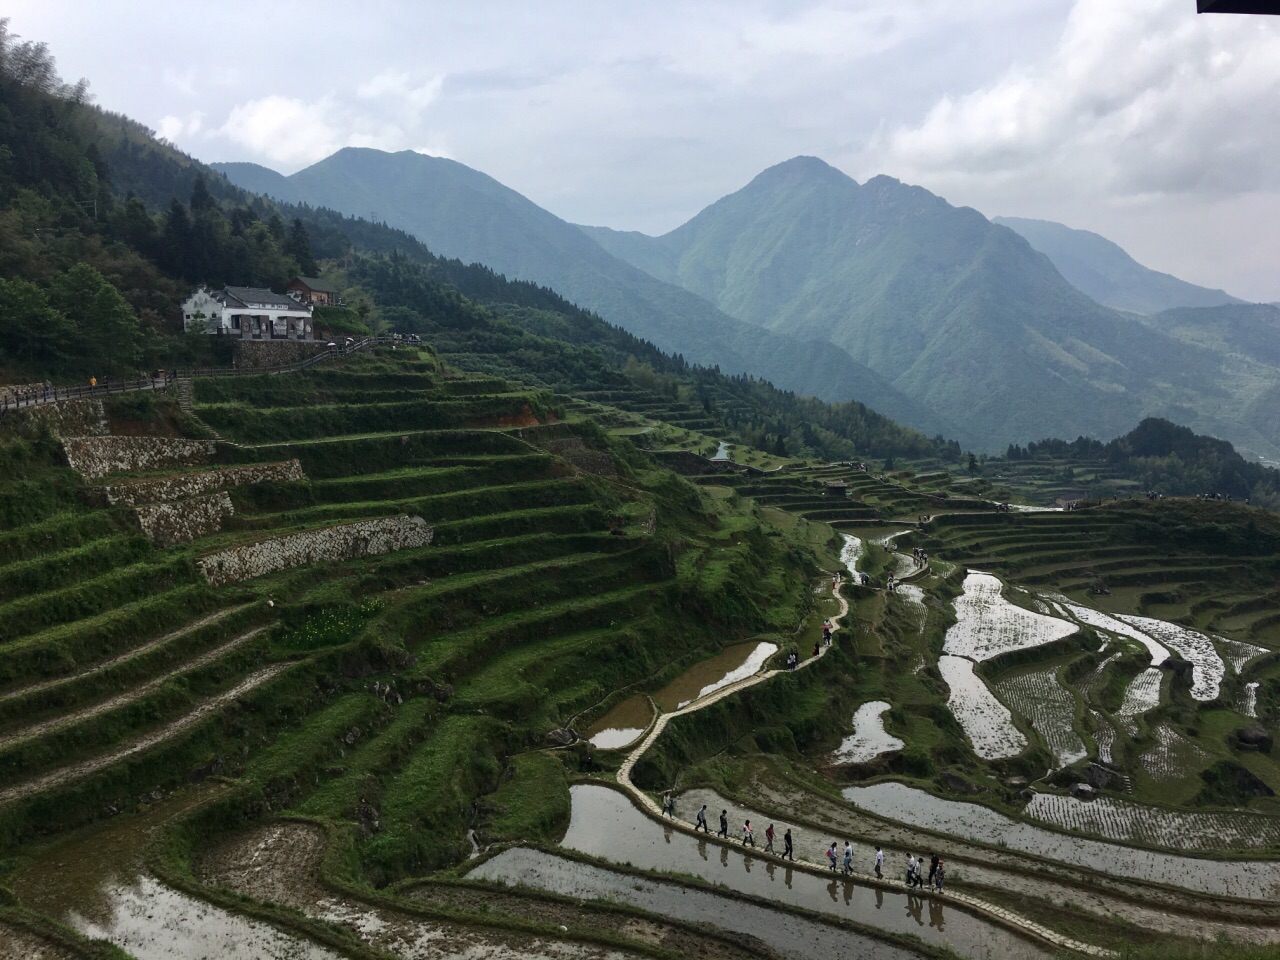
[4,345,1280,960]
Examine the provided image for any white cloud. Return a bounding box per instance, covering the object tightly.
[357,69,444,110]
[219,95,343,168]
[156,111,203,142]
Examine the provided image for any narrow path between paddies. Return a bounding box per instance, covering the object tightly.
[613,580,1114,958]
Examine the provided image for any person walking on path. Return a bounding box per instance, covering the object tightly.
[827,842,839,872]
[842,842,854,876]
[764,823,775,853]
[783,828,794,861]
[661,792,674,818]
[695,804,709,832]
[935,860,946,894]
[718,810,729,838]
[741,819,755,847]
[927,853,939,890]
[906,853,917,886]
[874,846,884,879]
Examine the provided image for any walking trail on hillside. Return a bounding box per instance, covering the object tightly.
[612,577,1113,958]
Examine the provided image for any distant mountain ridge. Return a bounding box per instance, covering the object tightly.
[216,152,1280,457]
[992,216,1244,315]
[212,150,960,441]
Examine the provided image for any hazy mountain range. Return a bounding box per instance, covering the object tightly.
[215,152,1280,458]
[992,216,1244,315]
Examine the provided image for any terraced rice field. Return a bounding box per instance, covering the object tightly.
[943,572,1077,661]
[1117,615,1225,700]
[992,667,1086,768]
[832,700,904,764]
[1058,601,1170,665]
[1140,724,1211,782]
[1025,793,1280,850]
[938,655,1027,759]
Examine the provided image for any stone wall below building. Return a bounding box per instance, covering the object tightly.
[234,339,329,370]
[197,515,433,585]
[63,436,217,480]
[98,459,304,506]
[135,491,235,547]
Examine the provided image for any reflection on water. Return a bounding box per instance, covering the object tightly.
[11,784,338,959]
[843,781,1280,899]
[652,641,778,711]
[473,846,925,960]
[584,694,653,749]
[73,875,341,960]
[554,784,1051,960]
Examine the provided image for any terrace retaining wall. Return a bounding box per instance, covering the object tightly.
[0,398,109,441]
[234,340,328,369]
[98,459,305,506]
[135,491,235,547]
[62,436,217,480]
[197,515,433,585]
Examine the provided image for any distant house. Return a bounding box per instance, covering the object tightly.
[287,276,342,307]
[182,286,315,340]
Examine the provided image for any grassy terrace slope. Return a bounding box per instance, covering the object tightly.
[1,345,832,954]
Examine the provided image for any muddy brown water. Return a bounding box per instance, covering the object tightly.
[539,784,1052,960]
[651,641,778,712]
[584,694,653,750]
[843,781,1280,899]
[10,784,342,960]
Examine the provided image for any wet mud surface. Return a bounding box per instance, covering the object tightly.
[558,783,1052,959]
[0,922,78,960]
[200,821,639,960]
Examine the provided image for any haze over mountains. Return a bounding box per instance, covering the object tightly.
[216,152,1280,459]
[993,216,1244,315]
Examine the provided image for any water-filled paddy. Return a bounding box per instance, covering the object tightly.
[938,655,1027,759]
[843,781,1280,898]
[584,694,652,749]
[542,784,1051,960]
[945,572,1076,661]
[652,641,777,711]
[832,700,905,764]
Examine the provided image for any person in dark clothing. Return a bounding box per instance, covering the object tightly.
[928,853,939,890]
[695,804,709,832]
[718,809,729,838]
[783,828,795,861]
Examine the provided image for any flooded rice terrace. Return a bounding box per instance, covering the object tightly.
[476,783,1055,960]
[832,700,905,764]
[651,640,777,711]
[10,784,343,960]
[584,693,653,749]
[843,781,1280,898]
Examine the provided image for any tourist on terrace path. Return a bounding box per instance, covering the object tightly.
[783,828,795,861]
[928,853,939,890]
[695,804,709,832]
[718,809,729,838]
[741,819,755,847]
[661,792,674,818]
[827,842,839,872]
[874,845,885,879]
[764,822,776,853]
[842,842,854,876]
[935,860,946,894]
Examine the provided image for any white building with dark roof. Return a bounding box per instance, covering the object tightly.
[182,286,315,339]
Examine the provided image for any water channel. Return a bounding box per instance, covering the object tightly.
[482,783,1054,960]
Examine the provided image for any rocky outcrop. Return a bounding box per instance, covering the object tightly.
[98,460,304,506]
[197,515,433,585]
[1237,725,1274,753]
[134,492,236,547]
[63,436,216,480]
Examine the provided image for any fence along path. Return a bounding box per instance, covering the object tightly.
[0,337,394,416]
[611,579,1112,958]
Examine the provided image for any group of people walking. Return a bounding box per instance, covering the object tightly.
[673,797,947,894]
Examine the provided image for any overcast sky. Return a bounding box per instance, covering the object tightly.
[12,0,1280,300]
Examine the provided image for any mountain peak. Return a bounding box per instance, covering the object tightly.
[750,155,852,188]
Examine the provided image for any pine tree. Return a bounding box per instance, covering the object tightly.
[286,217,318,275]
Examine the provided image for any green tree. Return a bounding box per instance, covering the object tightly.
[48,263,142,375]
[0,277,74,369]
[285,217,318,276]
